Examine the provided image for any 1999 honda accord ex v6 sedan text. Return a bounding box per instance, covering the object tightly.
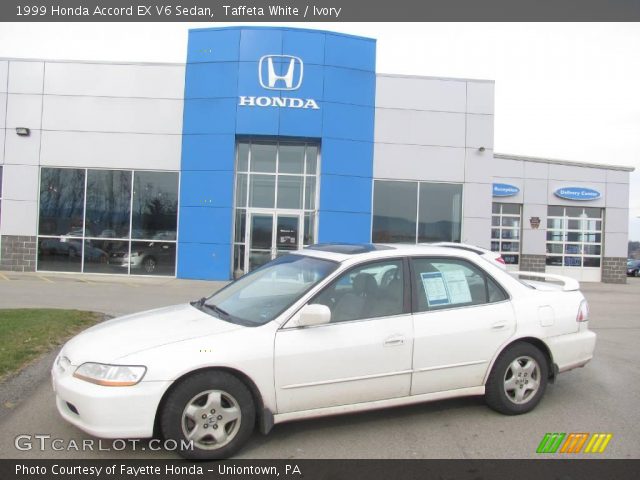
[52,243,596,459]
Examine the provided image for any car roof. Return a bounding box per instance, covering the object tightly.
[293,243,484,264]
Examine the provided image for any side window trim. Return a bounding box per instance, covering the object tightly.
[409,255,509,314]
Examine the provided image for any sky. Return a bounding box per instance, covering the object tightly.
[1,22,639,241]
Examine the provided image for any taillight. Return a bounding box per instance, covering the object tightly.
[577,299,589,322]
[496,256,506,265]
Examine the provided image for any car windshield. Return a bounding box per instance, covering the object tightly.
[201,254,338,326]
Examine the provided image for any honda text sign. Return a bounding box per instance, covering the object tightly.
[238,53,320,110]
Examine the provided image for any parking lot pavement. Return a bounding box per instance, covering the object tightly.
[0,275,638,459]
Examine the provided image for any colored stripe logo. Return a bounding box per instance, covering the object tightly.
[537,433,612,454]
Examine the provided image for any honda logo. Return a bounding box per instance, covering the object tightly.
[259,55,303,91]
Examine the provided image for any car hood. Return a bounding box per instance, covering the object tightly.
[61,304,244,364]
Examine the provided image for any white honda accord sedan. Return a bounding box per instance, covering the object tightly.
[52,243,596,459]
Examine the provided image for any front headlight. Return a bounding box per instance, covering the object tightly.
[73,363,147,386]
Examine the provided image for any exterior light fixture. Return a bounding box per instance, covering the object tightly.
[478,146,486,152]
[16,127,30,137]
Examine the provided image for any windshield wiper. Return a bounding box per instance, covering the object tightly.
[191,298,232,320]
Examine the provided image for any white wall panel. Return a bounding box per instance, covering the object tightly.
[523,179,548,205]
[40,131,181,171]
[5,94,42,129]
[548,163,608,182]
[604,208,628,234]
[0,129,5,164]
[0,93,6,129]
[466,81,495,114]
[0,200,37,235]
[44,62,185,99]
[41,96,183,134]
[375,108,465,147]
[463,182,492,218]
[521,227,547,255]
[376,75,466,112]
[604,232,628,258]
[523,160,548,179]
[462,216,491,249]
[1,164,38,201]
[8,61,44,94]
[464,148,493,183]
[0,61,8,92]
[492,157,524,178]
[605,183,630,209]
[465,114,494,149]
[4,129,40,165]
[605,169,630,184]
[373,143,464,182]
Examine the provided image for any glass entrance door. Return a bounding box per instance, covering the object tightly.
[246,211,302,271]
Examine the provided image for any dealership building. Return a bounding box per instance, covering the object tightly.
[0,26,633,283]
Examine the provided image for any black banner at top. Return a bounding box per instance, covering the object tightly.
[1,0,640,22]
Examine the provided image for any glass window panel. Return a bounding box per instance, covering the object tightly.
[582,219,602,231]
[564,256,582,267]
[84,239,127,274]
[129,241,176,276]
[306,145,318,174]
[502,254,519,265]
[250,215,273,249]
[491,216,500,227]
[584,207,602,219]
[501,203,521,215]
[545,256,562,266]
[491,241,500,252]
[546,243,564,254]
[566,207,584,218]
[565,244,582,255]
[583,233,601,243]
[235,173,247,208]
[234,209,246,244]
[248,250,272,271]
[304,213,315,245]
[85,170,132,239]
[418,183,462,243]
[583,245,601,255]
[501,241,519,252]
[37,237,82,272]
[547,231,565,241]
[491,229,501,239]
[304,176,316,210]
[548,206,564,217]
[501,229,519,239]
[567,232,582,242]
[278,144,305,174]
[250,143,277,173]
[131,171,178,240]
[233,244,246,279]
[568,219,581,230]
[547,218,563,229]
[492,203,500,214]
[249,175,275,208]
[276,215,299,250]
[501,217,520,228]
[583,257,601,267]
[38,168,86,236]
[237,143,249,171]
[372,181,418,243]
[277,176,303,209]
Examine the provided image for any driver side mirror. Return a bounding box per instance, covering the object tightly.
[289,304,331,328]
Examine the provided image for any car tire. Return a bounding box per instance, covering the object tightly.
[142,256,157,274]
[485,342,548,415]
[160,371,255,460]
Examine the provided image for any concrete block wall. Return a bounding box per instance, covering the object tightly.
[373,74,495,248]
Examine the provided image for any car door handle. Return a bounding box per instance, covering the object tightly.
[384,335,405,347]
[491,321,507,329]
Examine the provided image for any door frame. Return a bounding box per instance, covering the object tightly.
[245,208,305,271]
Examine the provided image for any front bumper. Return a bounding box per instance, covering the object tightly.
[52,358,172,439]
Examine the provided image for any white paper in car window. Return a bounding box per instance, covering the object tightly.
[441,269,472,304]
[420,272,451,307]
